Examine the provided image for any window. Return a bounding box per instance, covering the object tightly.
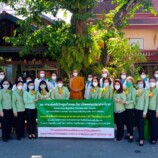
[129,38,144,49]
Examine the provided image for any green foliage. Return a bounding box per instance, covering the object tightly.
[2,0,154,76]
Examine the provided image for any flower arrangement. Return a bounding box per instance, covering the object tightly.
[58,88,62,95]
[41,90,47,96]
[30,90,36,95]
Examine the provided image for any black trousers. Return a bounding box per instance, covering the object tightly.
[25,109,37,135]
[1,109,13,140]
[115,111,125,139]
[135,109,144,140]
[14,111,25,139]
[147,110,158,142]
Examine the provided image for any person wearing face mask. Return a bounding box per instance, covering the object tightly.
[147,78,158,144]
[140,71,149,90]
[153,69,158,89]
[113,80,126,141]
[12,76,24,91]
[69,69,84,99]
[34,71,49,91]
[0,80,12,142]
[23,75,33,91]
[84,74,93,99]
[23,81,38,139]
[120,72,127,89]
[50,78,70,99]
[101,78,113,99]
[0,70,6,89]
[124,77,136,143]
[12,81,25,140]
[135,80,149,146]
[37,80,50,100]
[48,72,57,90]
[89,78,101,99]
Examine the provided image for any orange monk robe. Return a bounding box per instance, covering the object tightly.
[69,76,84,99]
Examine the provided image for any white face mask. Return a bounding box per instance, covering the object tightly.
[102,73,107,78]
[115,85,120,90]
[154,74,158,78]
[17,85,23,90]
[88,78,92,82]
[57,83,63,88]
[3,84,9,89]
[40,73,45,78]
[28,86,34,90]
[137,84,144,89]
[121,75,126,80]
[26,79,31,83]
[104,83,109,87]
[149,82,156,88]
[93,82,98,87]
[52,76,57,80]
[73,73,78,77]
[141,74,146,79]
[0,75,5,80]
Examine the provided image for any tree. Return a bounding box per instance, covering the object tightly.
[1,0,156,76]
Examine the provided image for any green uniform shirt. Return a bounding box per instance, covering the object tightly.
[12,90,25,113]
[37,91,50,100]
[113,92,126,113]
[50,86,70,99]
[135,88,149,114]
[23,91,37,109]
[101,86,113,99]
[125,86,136,109]
[89,87,101,99]
[148,87,158,112]
[0,89,12,112]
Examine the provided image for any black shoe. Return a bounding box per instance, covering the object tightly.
[115,138,122,142]
[139,141,144,146]
[128,138,133,143]
[124,135,129,140]
[28,135,32,139]
[150,140,157,144]
[32,134,37,139]
[17,137,21,140]
[3,139,8,142]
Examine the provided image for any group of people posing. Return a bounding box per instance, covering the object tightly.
[0,68,158,147]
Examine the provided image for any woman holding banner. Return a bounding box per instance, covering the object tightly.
[12,81,25,140]
[89,77,101,99]
[101,78,113,99]
[23,81,38,139]
[113,79,126,141]
[135,79,149,146]
[37,81,50,100]
[50,78,70,99]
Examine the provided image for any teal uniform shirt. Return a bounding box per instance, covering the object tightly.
[135,88,149,114]
[23,90,37,109]
[12,90,25,113]
[113,92,126,113]
[0,89,12,112]
[89,87,101,99]
[101,86,113,99]
[125,86,136,109]
[50,86,70,99]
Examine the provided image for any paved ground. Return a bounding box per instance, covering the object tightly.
[0,135,158,158]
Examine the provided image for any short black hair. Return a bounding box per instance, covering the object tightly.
[137,80,146,88]
[16,81,23,86]
[57,78,63,82]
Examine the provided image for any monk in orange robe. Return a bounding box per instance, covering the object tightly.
[69,70,84,99]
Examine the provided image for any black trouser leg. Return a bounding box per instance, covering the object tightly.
[1,109,13,140]
[148,110,158,142]
[15,111,25,139]
[26,109,37,135]
[126,109,134,136]
[115,112,125,139]
[135,110,144,140]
